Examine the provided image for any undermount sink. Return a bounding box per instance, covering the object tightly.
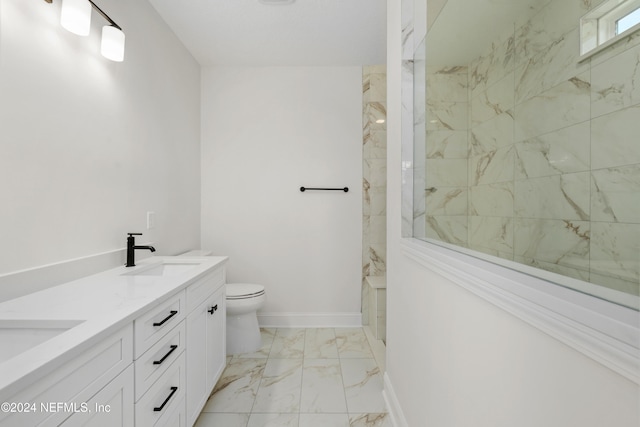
[122,260,203,277]
[0,319,85,364]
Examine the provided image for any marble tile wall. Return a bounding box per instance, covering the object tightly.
[362,66,387,328]
[425,66,469,246]
[422,0,640,296]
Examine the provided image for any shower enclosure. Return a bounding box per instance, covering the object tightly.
[412,0,640,308]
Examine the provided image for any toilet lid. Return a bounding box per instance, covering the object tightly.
[226,283,265,299]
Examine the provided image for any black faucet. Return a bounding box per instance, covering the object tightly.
[126,233,156,267]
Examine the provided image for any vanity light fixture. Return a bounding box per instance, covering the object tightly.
[45,0,125,62]
[60,0,91,36]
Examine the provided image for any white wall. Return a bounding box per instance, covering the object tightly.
[0,0,201,299]
[384,1,640,426]
[201,66,363,324]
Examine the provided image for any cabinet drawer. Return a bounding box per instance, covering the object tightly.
[0,325,133,427]
[134,321,185,402]
[155,397,186,427]
[59,364,134,427]
[134,292,185,359]
[186,267,225,313]
[135,352,185,427]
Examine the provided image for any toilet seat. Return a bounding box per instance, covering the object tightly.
[226,283,265,300]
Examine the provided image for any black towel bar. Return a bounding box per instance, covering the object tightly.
[300,187,349,192]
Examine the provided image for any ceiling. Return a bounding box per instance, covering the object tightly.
[147,0,387,66]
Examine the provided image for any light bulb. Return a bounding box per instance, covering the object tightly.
[60,0,91,36]
[101,26,125,62]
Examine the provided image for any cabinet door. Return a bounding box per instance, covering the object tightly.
[58,364,134,427]
[186,297,208,426]
[186,287,226,426]
[206,287,226,391]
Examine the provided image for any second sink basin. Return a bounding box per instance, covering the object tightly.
[122,260,203,277]
[0,319,85,364]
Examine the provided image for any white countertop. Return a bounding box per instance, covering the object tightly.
[0,255,228,400]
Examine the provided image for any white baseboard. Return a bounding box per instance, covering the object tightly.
[257,312,362,328]
[383,372,408,427]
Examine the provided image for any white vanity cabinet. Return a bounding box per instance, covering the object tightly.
[133,291,186,427]
[0,256,228,427]
[0,325,134,427]
[185,268,226,426]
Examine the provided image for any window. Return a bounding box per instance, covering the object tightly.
[617,7,640,34]
[580,0,640,59]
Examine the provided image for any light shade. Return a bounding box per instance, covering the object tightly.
[60,0,91,36]
[101,26,125,62]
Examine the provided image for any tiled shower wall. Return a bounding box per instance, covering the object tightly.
[362,65,387,330]
[423,0,640,296]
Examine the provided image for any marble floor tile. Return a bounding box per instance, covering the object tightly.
[247,413,299,427]
[300,359,348,413]
[299,413,350,427]
[235,328,276,359]
[270,328,306,358]
[203,358,266,413]
[341,359,386,413]
[304,328,339,358]
[201,328,388,426]
[349,413,392,427]
[335,328,374,358]
[252,358,303,413]
[194,412,249,427]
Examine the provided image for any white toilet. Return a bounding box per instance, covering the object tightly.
[225,283,266,355]
[179,250,267,355]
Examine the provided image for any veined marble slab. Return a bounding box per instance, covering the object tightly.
[591,105,640,169]
[514,255,591,283]
[369,185,386,216]
[369,245,386,277]
[469,145,514,186]
[590,222,640,284]
[427,71,468,103]
[514,172,590,220]
[514,73,591,142]
[515,122,590,179]
[591,43,640,119]
[471,71,514,126]
[363,129,387,160]
[469,216,514,254]
[364,102,387,131]
[300,358,346,413]
[514,0,591,65]
[252,358,303,413]
[515,27,589,105]
[426,99,468,131]
[426,130,468,159]
[426,158,468,187]
[469,112,514,156]
[469,182,514,217]
[514,218,590,272]
[426,187,467,216]
[591,165,640,223]
[469,36,515,98]
[363,73,387,103]
[590,272,639,297]
[366,159,387,188]
[424,215,468,246]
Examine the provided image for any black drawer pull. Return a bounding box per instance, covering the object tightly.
[153,386,178,412]
[153,345,178,365]
[207,304,218,315]
[153,310,178,327]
